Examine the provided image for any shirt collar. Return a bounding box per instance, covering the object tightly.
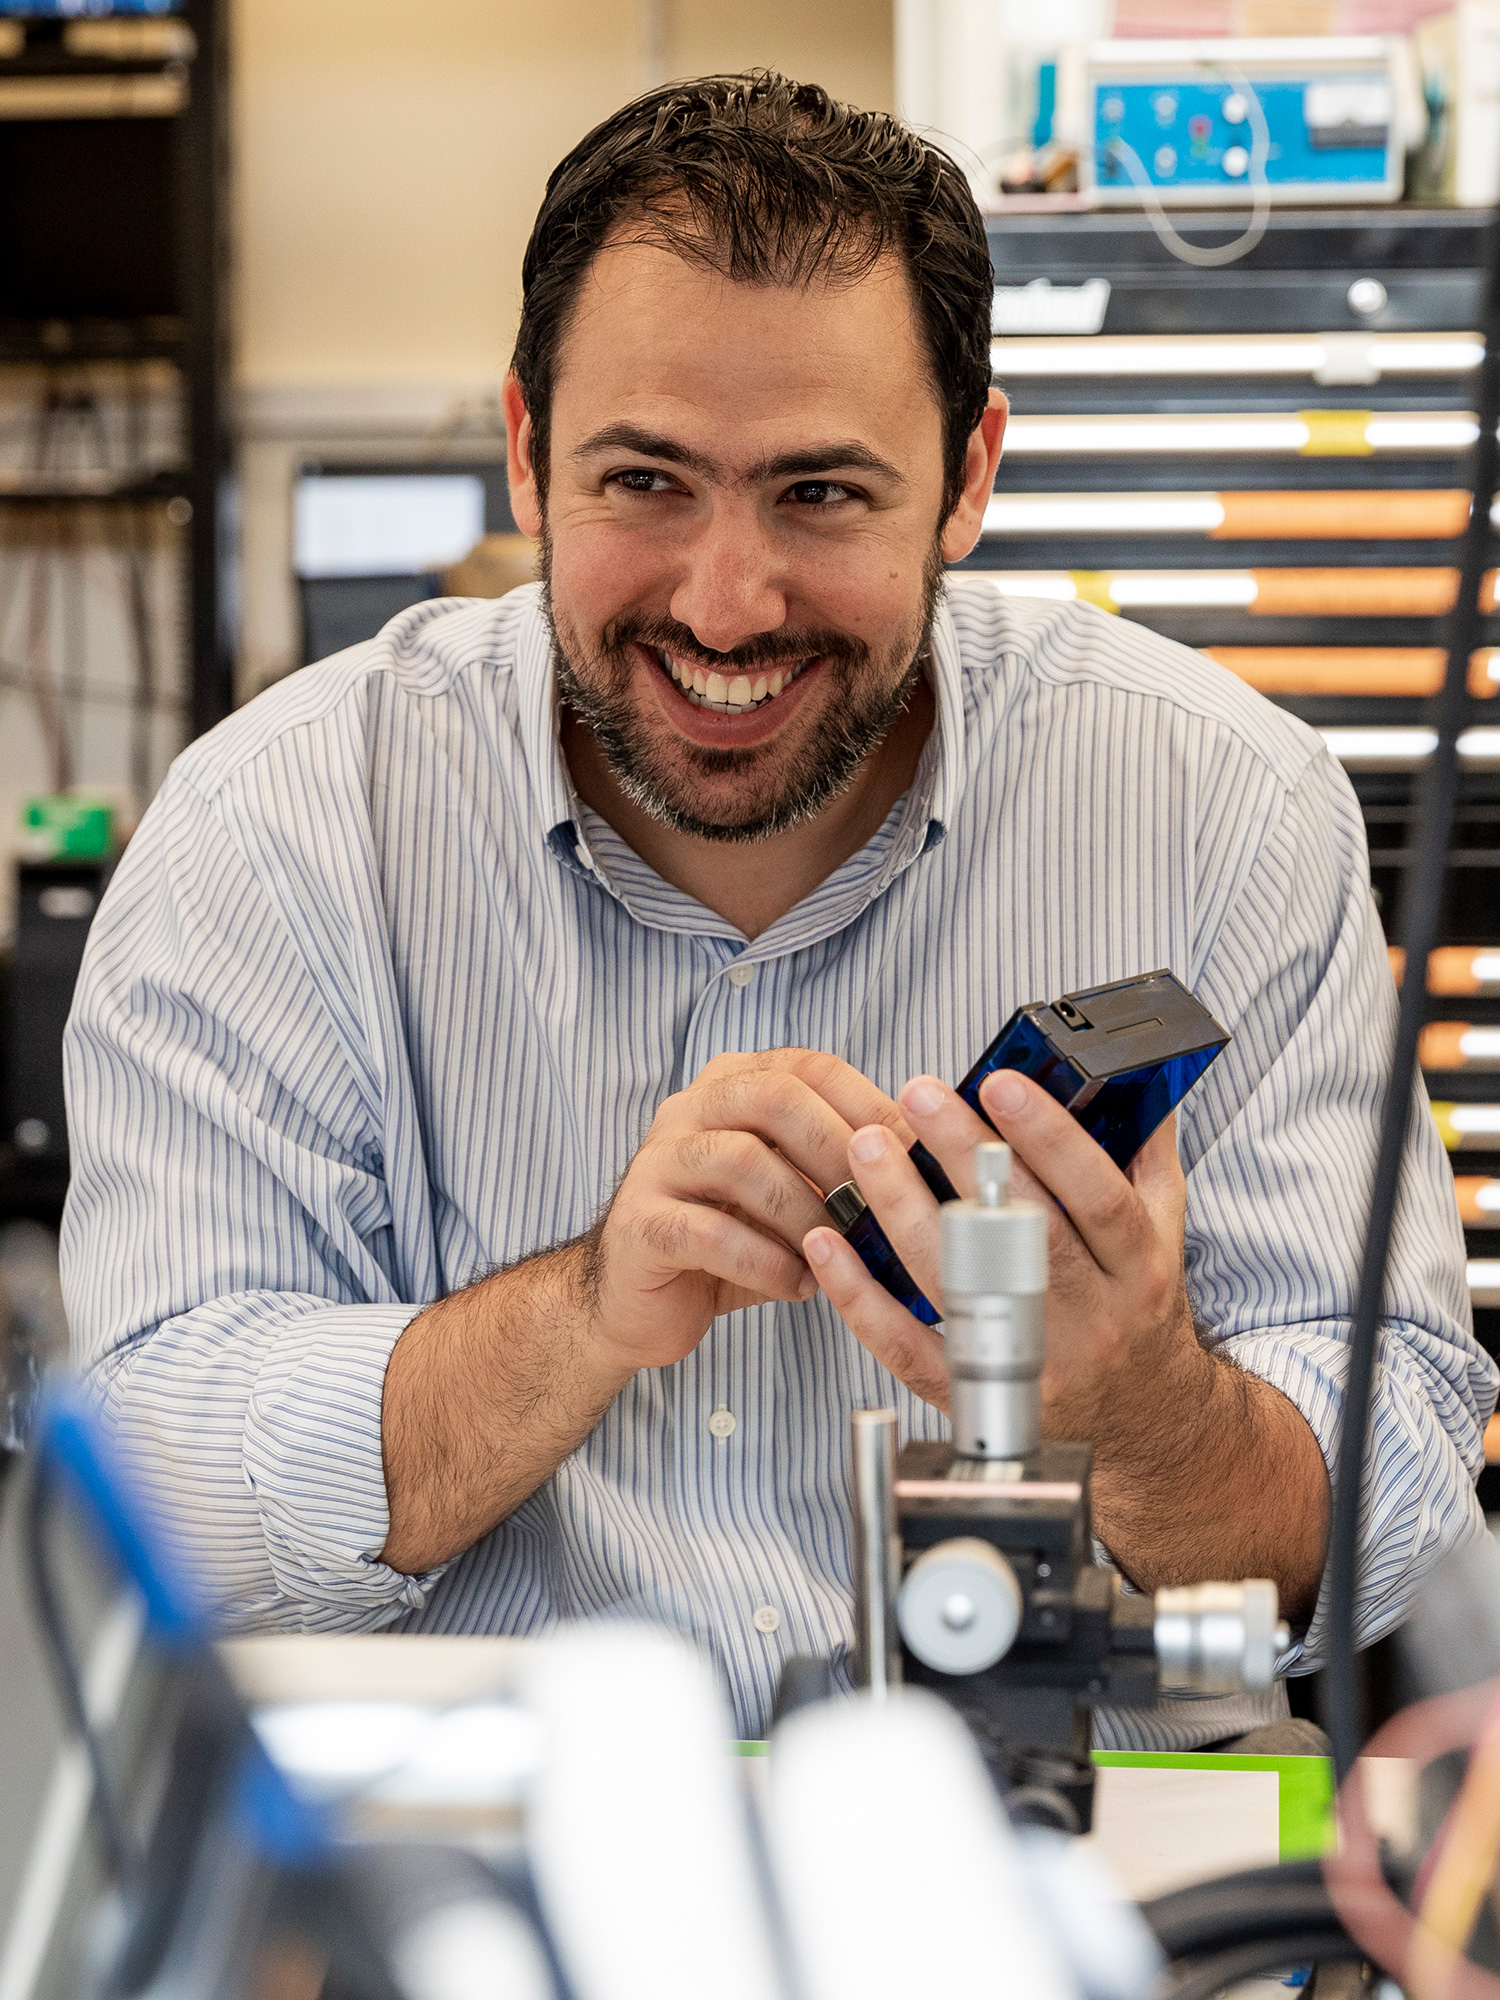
[512,586,579,839]
[511,580,968,907]
[906,590,966,853]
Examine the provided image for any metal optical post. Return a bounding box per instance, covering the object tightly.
[843,1143,1286,1830]
[943,1143,1048,1461]
[850,1409,900,1697]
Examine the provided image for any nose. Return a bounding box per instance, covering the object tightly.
[668,501,787,654]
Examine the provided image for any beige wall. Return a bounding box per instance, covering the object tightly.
[232,0,895,694]
[233,0,896,391]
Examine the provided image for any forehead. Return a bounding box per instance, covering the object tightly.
[548,233,937,452]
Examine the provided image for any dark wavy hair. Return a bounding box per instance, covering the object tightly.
[511,72,995,520]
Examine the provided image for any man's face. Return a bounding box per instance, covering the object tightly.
[511,236,959,842]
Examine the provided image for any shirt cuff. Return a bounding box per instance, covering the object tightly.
[1220,1324,1487,1673]
[241,1302,440,1616]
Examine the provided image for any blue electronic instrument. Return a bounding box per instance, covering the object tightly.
[1080,37,1406,207]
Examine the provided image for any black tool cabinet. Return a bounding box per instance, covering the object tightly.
[0,0,234,744]
[0,1,231,1224]
[969,205,1500,1498]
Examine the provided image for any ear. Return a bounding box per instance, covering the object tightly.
[938,387,1007,566]
[503,372,544,539]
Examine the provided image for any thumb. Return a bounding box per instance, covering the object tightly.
[1127,1113,1185,1226]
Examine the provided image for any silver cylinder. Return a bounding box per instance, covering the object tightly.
[897,1537,1024,1676]
[940,1144,1048,1461]
[1154,1580,1290,1694]
[850,1409,901,1697]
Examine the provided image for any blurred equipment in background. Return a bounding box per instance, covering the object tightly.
[0,0,234,742]
[1081,37,1414,207]
[0,0,232,1232]
[293,462,531,664]
[976,203,1500,1430]
[0,858,110,1227]
[0,1219,67,1456]
[443,534,539,600]
[902,6,1485,213]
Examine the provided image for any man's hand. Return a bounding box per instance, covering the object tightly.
[380,1049,909,1575]
[803,1069,1195,1437]
[803,1069,1329,1615]
[585,1048,912,1375]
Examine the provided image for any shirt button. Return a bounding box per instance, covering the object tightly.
[727,962,755,989]
[708,1407,737,1439]
[752,1605,781,1635]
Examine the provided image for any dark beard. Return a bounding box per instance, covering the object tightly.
[541,539,944,844]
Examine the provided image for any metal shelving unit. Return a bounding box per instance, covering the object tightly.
[0,0,234,740]
[0,0,232,1225]
[971,205,1500,1457]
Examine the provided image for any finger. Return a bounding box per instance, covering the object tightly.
[631,1197,818,1303]
[1126,1112,1187,1239]
[671,1066,893,1197]
[843,1122,945,1300]
[896,1074,1004,1198]
[976,1069,1154,1278]
[784,1048,916,1148]
[659,1128,832,1250]
[803,1227,950,1411]
[693,1049,916,1153]
[1128,1110,1181,1194]
[889,1085,1106,1297]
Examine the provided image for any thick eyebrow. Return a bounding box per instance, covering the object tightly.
[572,422,905,490]
[574,424,720,479]
[747,442,906,487]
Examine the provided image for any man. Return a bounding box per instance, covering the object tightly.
[64,75,1493,1744]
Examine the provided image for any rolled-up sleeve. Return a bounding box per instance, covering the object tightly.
[62,759,440,1630]
[1183,744,1497,1665]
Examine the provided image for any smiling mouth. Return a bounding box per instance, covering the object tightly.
[655,647,813,715]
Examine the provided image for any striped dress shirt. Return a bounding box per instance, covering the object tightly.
[61,578,1497,1744]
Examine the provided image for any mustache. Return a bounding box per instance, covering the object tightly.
[601,613,868,677]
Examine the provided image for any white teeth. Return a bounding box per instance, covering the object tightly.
[656,648,811,712]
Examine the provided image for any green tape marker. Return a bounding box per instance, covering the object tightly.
[1092,1751,1336,1861]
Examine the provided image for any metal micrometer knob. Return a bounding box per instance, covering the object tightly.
[896,1537,1024,1675]
[1153,1581,1290,1694]
[940,1142,1048,1460]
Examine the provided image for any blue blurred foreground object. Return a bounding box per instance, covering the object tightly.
[31,1389,203,1647]
[9,1389,340,2000]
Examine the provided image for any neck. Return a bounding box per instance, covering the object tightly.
[559,675,936,939]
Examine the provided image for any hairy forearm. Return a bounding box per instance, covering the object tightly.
[378,1238,633,1576]
[1084,1339,1330,1623]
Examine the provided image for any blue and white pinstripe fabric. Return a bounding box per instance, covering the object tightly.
[61,578,1496,1744]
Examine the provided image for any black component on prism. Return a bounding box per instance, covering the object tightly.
[892,1438,1155,1833]
[785,1145,1284,1835]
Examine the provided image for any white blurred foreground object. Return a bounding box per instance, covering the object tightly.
[1019,1829,1166,2000]
[391,1901,555,2000]
[237,1625,1161,2000]
[769,1691,1141,2000]
[522,1628,783,2000]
